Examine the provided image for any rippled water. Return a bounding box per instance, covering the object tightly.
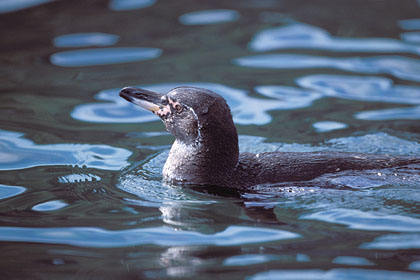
[1,0,420,279]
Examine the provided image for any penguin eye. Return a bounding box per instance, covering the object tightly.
[175,104,183,112]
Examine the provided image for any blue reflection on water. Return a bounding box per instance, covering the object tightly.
[400,32,420,43]
[249,268,420,280]
[313,121,348,133]
[109,0,156,11]
[332,256,374,266]
[234,54,420,82]
[356,106,420,120]
[398,18,420,30]
[0,225,300,248]
[0,0,53,14]
[223,254,279,266]
[409,261,420,271]
[32,200,68,212]
[361,233,420,250]
[255,85,322,109]
[50,47,162,67]
[53,33,120,48]
[301,208,420,232]
[72,87,157,123]
[0,130,131,171]
[297,75,420,104]
[179,9,240,25]
[0,184,26,200]
[249,23,420,54]
[72,82,284,125]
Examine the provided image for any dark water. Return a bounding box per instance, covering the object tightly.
[1,0,420,279]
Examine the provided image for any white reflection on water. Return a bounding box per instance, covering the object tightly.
[0,0,53,14]
[50,47,162,67]
[249,23,420,54]
[0,225,300,248]
[301,208,420,232]
[0,130,132,171]
[109,0,156,11]
[53,33,120,48]
[249,268,420,280]
[234,54,420,82]
[179,9,239,25]
[72,83,281,125]
[0,184,26,200]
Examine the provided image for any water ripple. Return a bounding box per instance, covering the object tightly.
[401,32,420,44]
[50,47,162,67]
[179,9,239,25]
[0,130,131,171]
[0,0,53,14]
[109,0,156,11]
[297,74,420,104]
[361,233,420,250]
[0,225,300,248]
[53,33,119,48]
[234,54,420,82]
[0,184,26,200]
[313,121,348,133]
[223,254,279,266]
[249,23,420,54]
[301,208,420,232]
[355,106,420,120]
[32,200,68,212]
[249,268,420,280]
[398,18,420,31]
[332,256,374,266]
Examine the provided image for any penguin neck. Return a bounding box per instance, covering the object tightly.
[163,125,239,185]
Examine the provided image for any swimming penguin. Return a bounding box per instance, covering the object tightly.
[119,86,420,189]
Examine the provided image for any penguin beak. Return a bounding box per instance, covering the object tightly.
[119,87,163,112]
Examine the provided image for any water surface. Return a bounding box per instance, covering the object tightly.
[0,0,419,279]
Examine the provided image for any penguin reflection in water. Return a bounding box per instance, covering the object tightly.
[119,86,420,191]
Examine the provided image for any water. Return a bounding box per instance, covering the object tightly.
[0,0,420,278]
